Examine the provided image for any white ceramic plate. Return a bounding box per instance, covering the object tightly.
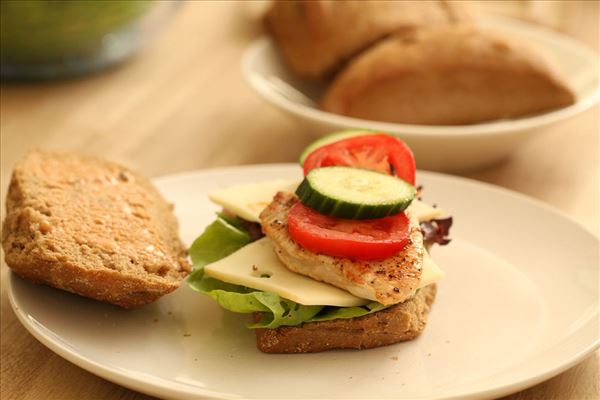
[7,165,599,399]
[242,16,600,171]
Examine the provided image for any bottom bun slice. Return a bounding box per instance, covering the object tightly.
[254,284,436,353]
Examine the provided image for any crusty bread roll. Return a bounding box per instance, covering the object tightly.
[255,284,436,353]
[321,26,576,125]
[2,151,191,308]
[265,0,471,80]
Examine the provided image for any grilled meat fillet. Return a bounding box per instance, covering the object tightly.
[259,192,424,305]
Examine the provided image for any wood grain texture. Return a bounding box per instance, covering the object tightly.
[1,2,598,400]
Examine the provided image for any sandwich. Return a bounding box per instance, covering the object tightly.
[187,131,452,353]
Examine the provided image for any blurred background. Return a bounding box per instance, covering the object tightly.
[1,1,598,399]
[2,0,598,227]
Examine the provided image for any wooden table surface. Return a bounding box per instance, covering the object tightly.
[1,2,598,400]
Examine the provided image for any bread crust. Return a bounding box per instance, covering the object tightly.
[265,0,471,80]
[255,284,436,353]
[321,26,575,124]
[2,151,191,308]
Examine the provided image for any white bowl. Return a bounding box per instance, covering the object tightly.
[242,15,599,172]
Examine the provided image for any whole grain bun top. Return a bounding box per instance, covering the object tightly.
[265,0,472,80]
[321,25,576,125]
[2,151,191,308]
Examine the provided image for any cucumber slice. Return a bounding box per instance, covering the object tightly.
[298,129,378,164]
[296,166,416,220]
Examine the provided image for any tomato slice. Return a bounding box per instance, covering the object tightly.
[302,134,416,185]
[288,202,410,260]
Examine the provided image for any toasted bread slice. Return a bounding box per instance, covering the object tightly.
[255,284,436,353]
[2,151,191,308]
[321,26,575,124]
[265,0,471,80]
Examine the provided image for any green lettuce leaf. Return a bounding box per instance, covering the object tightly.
[187,216,388,329]
[187,216,322,328]
[188,216,250,270]
[308,302,388,322]
[187,271,323,328]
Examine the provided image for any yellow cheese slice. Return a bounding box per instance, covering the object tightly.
[406,199,445,222]
[208,179,300,223]
[204,238,369,307]
[209,179,444,222]
[420,250,445,288]
[204,238,445,307]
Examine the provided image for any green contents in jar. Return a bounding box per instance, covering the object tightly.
[0,0,154,64]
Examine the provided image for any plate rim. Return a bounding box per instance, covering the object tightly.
[241,15,600,138]
[7,164,599,400]
[6,284,233,400]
